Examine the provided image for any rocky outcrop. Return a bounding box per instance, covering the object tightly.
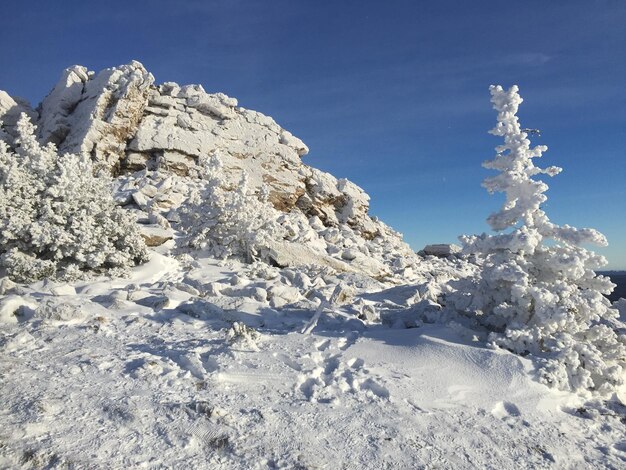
[37,61,154,172]
[139,225,174,247]
[125,81,310,213]
[1,61,380,238]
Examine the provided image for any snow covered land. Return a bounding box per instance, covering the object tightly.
[1,62,626,468]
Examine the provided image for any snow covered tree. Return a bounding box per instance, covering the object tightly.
[177,152,287,262]
[453,86,625,394]
[0,114,149,283]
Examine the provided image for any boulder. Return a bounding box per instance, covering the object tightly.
[139,225,174,246]
[422,244,462,257]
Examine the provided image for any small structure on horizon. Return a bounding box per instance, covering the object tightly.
[420,244,462,258]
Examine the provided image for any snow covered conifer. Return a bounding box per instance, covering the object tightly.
[0,114,149,283]
[454,86,625,394]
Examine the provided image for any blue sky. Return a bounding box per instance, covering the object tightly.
[1,0,625,268]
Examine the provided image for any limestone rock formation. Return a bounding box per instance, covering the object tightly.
[0,61,443,280]
[37,61,153,172]
[1,60,379,238]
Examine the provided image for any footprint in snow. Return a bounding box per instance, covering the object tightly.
[186,420,230,450]
[358,377,390,399]
[338,331,360,351]
[271,352,303,372]
[296,350,389,403]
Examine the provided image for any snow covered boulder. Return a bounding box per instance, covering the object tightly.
[51,284,77,296]
[0,277,18,295]
[0,295,38,324]
[422,244,461,257]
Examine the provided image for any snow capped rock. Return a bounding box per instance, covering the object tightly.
[422,243,462,257]
[280,129,309,156]
[0,277,18,295]
[0,295,38,324]
[50,284,77,296]
[38,61,154,171]
[36,65,90,145]
[1,61,388,244]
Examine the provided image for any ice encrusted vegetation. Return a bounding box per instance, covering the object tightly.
[0,115,148,282]
[449,85,625,394]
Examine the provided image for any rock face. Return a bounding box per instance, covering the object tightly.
[37,61,153,172]
[1,61,377,238]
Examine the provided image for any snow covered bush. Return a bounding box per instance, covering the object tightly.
[0,114,149,283]
[452,86,625,394]
[177,153,288,262]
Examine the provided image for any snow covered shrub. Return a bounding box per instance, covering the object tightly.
[452,86,625,394]
[0,114,149,283]
[177,153,287,261]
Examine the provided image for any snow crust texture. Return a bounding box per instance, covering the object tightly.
[1,257,626,469]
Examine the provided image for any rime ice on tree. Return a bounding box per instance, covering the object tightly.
[455,85,625,394]
[0,114,149,282]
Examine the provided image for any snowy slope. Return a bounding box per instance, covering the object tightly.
[2,257,626,469]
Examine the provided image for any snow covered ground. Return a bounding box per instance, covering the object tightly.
[2,253,626,469]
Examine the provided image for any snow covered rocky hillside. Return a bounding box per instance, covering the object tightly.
[1,62,626,468]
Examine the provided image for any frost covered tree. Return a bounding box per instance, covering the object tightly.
[0,114,149,283]
[454,86,625,394]
[178,153,287,262]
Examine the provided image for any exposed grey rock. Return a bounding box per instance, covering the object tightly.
[135,295,170,310]
[0,277,18,295]
[422,244,462,257]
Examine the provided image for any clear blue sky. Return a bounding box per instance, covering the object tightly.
[1,0,625,268]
